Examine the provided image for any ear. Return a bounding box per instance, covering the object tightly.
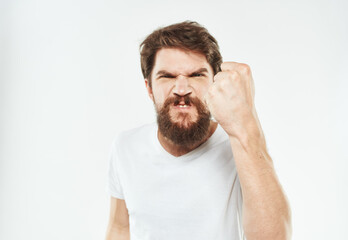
[145,79,154,102]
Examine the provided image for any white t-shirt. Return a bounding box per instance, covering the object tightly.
[106,123,245,240]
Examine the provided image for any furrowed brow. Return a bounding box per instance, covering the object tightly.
[192,68,208,74]
[155,70,174,77]
[155,68,209,78]
[155,71,179,79]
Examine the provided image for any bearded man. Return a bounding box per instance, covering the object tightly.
[105,21,292,240]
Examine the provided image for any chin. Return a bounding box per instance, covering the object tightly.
[171,113,198,128]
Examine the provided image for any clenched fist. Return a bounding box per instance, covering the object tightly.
[205,62,260,141]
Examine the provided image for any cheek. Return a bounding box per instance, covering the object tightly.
[196,84,212,99]
[193,76,213,96]
[152,84,172,104]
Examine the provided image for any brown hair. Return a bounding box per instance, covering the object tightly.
[140,21,222,87]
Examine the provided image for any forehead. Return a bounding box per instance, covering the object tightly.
[152,48,212,75]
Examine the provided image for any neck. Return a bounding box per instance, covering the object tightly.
[157,121,218,157]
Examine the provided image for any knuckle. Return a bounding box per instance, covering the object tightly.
[229,70,239,80]
[213,72,222,81]
[219,80,227,89]
[238,63,251,75]
[220,62,228,69]
[221,62,233,71]
[219,78,231,90]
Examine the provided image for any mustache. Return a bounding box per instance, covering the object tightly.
[156,94,212,147]
[165,95,195,106]
[160,95,211,117]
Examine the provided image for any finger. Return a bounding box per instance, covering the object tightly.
[221,62,251,77]
[203,92,217,122]
[203,92,209,107]
[220,62,240,72]
[213,71,241,86]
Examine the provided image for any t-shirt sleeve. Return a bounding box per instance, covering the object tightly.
[105,137,125,199]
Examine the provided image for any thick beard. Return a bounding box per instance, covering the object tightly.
[156,95,211,148]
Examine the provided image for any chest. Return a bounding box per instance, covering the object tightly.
[122,151,237,219]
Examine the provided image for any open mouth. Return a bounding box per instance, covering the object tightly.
[173,102,191,109]
[173,98,192,108]
[175,104,190,108]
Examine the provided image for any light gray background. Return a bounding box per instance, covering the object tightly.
[1,0,347,239]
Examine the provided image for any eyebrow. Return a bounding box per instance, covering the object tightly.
[155,68,209,77]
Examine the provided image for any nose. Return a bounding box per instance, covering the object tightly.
[172,75,192,96]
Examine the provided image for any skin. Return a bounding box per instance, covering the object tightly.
[146,48,218,156]
[205,61,292,239]
[147,48,292,239]
[106,47,292,240]
[105,198,130,240]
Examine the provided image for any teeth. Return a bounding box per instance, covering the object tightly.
[178,105,188,108]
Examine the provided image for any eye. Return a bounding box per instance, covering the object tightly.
[160,75,175,78]
[191,73,204,77]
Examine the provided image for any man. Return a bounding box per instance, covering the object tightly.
[105,21,291,240]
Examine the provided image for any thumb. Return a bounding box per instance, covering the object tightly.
[203,93,217,122]
[203,92,211,112]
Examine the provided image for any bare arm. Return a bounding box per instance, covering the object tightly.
[105,197,130,240]
[205,62,292,239]
[230,123,292,239]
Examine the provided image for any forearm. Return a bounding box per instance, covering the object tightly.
[230,122,291,239]
[105,225,130,240]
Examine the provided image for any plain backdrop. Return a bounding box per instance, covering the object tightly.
[1,0,347,239]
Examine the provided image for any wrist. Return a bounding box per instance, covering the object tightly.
[228,118,266,152]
